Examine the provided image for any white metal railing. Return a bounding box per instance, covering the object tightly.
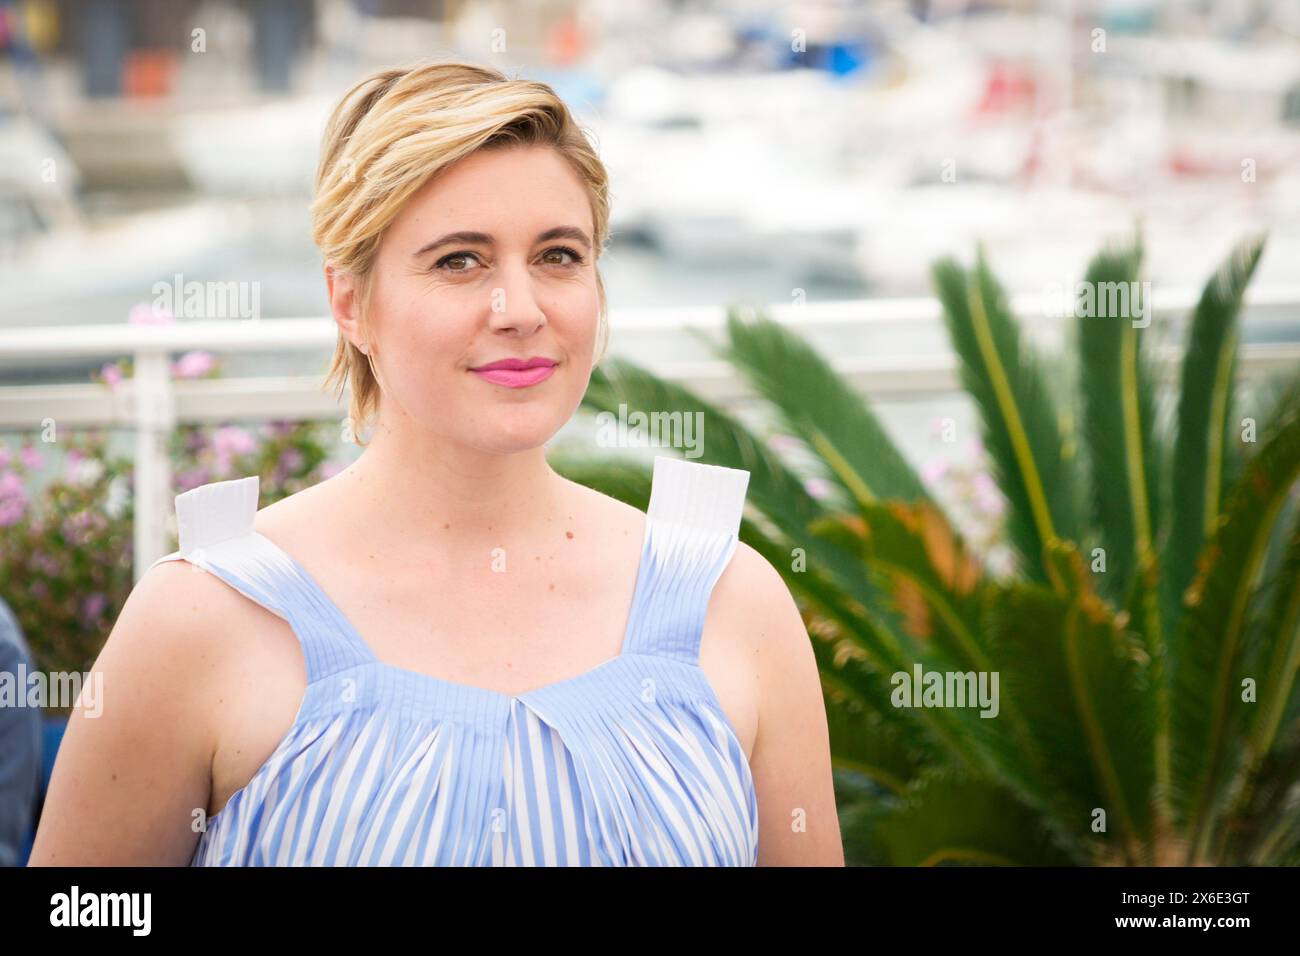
[1,289,1298,580]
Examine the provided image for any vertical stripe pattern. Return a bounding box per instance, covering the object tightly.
[155,456,758,866]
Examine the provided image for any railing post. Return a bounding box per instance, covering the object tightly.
[132,351,175,582]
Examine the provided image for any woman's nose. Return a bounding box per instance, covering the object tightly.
[486,263,547,333]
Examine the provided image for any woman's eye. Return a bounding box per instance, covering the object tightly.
[542,246,585,266]
[434,251,482,273]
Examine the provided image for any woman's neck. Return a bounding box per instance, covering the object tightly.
[331,421,569,555]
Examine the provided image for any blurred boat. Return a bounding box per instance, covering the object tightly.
[169,93,335,197]
[0,116,258,329]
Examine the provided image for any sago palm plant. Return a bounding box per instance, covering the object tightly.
[553,232,1300,866]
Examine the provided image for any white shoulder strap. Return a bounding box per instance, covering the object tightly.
[147,475,260,573]
[625,455,750,662]
[646,455,749,535]
[174,475,260,556]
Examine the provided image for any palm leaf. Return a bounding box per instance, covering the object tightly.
[1071,234,1173,815]
[713,309,932,508]
[813,502,1090,847]
[825,694,926,796]
[1165,234,1266,636]
[931,249,1079,583]
[1075,235,1159,603]
[874,766,1083,866]
[1211,510,1300,859]
[985,543,1157,863]
[1239,727,1300,863]
[1173,397,1300,862]
[582,358,819,526]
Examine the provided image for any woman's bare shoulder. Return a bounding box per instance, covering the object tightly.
[563,477,647,525]
[127,555,285,675]
[28,558,251,864]
[130,557,248,644]
[248,472,359,549]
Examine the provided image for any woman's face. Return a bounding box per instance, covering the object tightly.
[339,143,600,455]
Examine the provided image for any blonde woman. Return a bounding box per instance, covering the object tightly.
[30,61,843,867]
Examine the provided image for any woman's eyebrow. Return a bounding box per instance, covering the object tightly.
[413,226,591,258]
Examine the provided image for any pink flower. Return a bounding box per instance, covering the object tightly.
[259,421,296,439]
[0,446,9,469]
[100,363,123,392]
[0,471,29,526]
[129,302,175,325]
[83,592,108,622]
[62,448,89,483]
[921,457,949,487]
[173,350,216,379]
[20,445,44,470]
[972,472,1006,517]
[279,447,304,474]
[62,509,107,545]
[176,467,211,492]
[803,476,831,500]
[212,426,257,458]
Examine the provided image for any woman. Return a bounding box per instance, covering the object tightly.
[30,61,842,866]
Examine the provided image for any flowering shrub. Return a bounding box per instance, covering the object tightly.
[0,434,135,686]
[1,302,347,713]
[0,419,341,714]
[169,419,341,504]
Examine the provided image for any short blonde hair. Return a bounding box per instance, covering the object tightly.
[312,60,612,444]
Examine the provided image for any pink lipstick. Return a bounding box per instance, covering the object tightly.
[470,356,557,388]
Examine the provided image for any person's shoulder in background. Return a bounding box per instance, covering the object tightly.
[0,594,42,866]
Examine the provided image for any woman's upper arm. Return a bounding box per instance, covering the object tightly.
[725,542,844,866]
[28,560,223,866]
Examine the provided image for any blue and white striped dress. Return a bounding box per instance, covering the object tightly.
[150,454,758,866]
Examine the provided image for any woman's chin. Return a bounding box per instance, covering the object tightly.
[471,413,567,454]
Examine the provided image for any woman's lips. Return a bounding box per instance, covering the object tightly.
[470,364,556,388]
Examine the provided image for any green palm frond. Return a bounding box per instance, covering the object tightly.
[714,310,932,508]
[1071,234,1174,815]
[741,512,922,702]
[582,358,819,527]
[812,503,986,667]
[1172,397,1300,862]
[986,542,1157,864]
[825,695,925,797]
[1076,236,1159,604]
[811,632,963,771]
[1212,510,1300,860]
[931,248,1080,583]
[1165,234,1266,635]
[1238,728,1300,864]
[874,766,1082,866]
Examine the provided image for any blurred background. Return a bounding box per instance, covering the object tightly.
[2,0,1299,867]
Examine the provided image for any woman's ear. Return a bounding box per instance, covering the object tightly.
[324,261,365,350]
